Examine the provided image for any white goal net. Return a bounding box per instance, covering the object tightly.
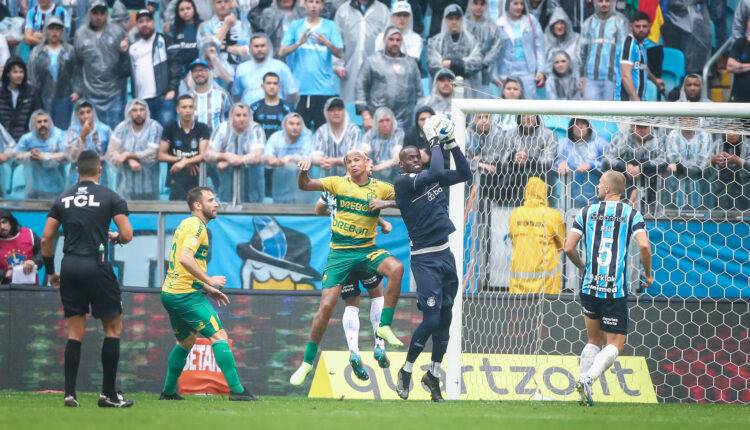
[444,98,750,404]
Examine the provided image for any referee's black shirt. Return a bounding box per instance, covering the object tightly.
[47,181,129,256]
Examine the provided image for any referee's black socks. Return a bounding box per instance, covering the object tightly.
[101,337,120,398]
[64,339,82,397]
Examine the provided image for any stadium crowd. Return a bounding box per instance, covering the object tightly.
[0,0,746,210]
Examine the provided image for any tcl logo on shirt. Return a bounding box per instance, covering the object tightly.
[61,194,101,208]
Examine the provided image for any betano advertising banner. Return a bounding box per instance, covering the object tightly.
[308,351,657,403]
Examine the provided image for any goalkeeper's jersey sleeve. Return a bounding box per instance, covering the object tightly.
[162,216,209,294]
[319,176,394,249]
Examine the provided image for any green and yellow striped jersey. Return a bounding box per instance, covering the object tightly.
[162,216,209,294]
[319,176,395,249]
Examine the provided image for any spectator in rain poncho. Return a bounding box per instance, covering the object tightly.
[312,97,363,177]
[494,0,546,99]
[463,0,504,97]
[180,59,232,132]
[374,1,423,60]
[27,16,75,130]
[709,130,750,211]
[356,26,422,132]
[106,99,163,200]
[543,7,580,75]
[667,73,710,102]
[493,76,524,131]
[248,0,307,58]
[362,106,402,182]
[663,119,713,209]
[467,112,509,202]
[72,1,130,129]
[495,114,557,206]
[604,124,665,206]
[544,50,581,100]
[65,100,112,185]
[333,0,391,103]
[196,0,251,81]
[578,0,628,100]
[206,103,267,203]
[13,110,67,199]
[661,0,711,74]
[427,4,483,98]
[556,0,595,32]
[555,117,608,207]
[417,68,455,118]
[264,112,314,203]
[0,122,13,198]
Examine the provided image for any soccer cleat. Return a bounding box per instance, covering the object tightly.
[349,352,370,381]
[421,372,444,402]
[396,368,411,400]
[375,325,404,347]
[98,391,134,408]
[289,362,313,386]
[229,386,258,401]
[576,379,594,407]
[373,346,390,368]
[159,392,184,400]
[63,395,79,407]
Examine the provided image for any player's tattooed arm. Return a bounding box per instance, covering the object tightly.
[297,159,325,191]
[369,199,397,211]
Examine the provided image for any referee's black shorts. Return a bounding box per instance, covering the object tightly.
[59,255,122,319]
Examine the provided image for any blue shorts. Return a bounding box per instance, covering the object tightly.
[411,248,458,313]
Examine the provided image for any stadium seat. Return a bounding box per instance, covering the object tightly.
[9,163,25,199]
[542,115,571,140]
[662,48,685,95]
[422,77,431,97]
[590,120,619,142]
[346,103,363,127]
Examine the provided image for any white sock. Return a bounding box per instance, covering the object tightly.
[342,306,360,354]
[429,361,441,377]
[402,361,413,373]
[584,344,619,383]
[579,343,601,379]
[370,296,385,349]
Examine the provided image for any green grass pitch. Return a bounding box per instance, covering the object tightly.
[1,392,748,430]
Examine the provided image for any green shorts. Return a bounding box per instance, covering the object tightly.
[322,246,391,289]
[160,291,224,340]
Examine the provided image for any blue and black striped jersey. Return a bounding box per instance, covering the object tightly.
[572,201,646,298]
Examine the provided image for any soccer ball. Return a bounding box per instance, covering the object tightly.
[431,114,454,141]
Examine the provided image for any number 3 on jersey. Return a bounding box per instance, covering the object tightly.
[596,238,613,266]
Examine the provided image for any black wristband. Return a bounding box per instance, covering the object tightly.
[43,256,55,274]
[429,137,441,149]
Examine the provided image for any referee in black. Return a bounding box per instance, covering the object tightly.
[41,150,134,408]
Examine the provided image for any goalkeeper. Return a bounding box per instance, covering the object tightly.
[372,115,471,401]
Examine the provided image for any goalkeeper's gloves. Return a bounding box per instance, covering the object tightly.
[422,116,441,149]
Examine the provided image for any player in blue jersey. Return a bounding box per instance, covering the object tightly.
[372,115,471,402]
[564,170,653,406]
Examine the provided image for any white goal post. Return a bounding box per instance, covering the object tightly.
[444,97,750,401]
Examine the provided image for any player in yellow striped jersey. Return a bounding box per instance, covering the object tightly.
[290,149,405,386]
[158,186,255,401]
